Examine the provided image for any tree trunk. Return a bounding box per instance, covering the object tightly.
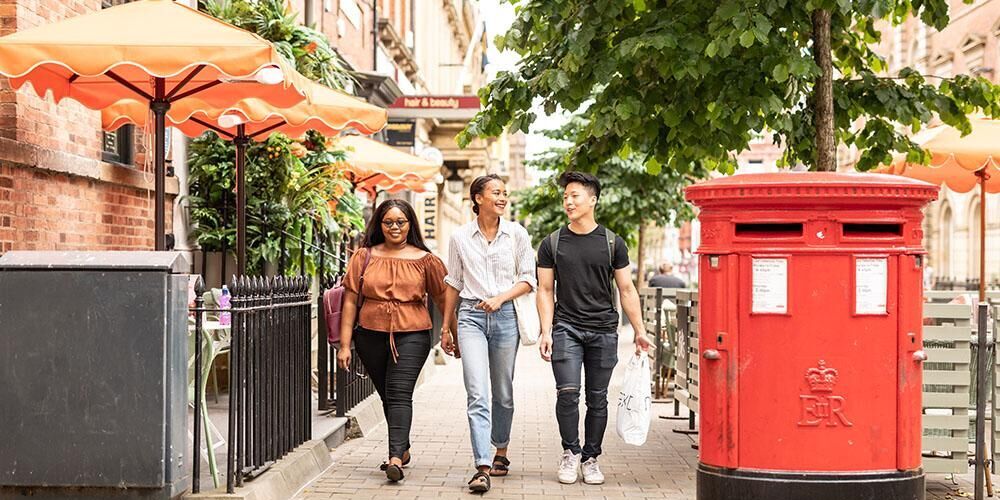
[637,223,647,288]
[812,9,836,172]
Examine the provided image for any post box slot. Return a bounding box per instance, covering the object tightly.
[842,223,903,238]
[735,223,803,238]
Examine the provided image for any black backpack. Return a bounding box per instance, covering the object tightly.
[548,226,619,311]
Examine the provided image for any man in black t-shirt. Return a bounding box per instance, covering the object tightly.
[536,171,654,486]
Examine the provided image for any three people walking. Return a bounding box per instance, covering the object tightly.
[335,171,653,491]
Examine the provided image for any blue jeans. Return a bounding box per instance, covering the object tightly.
[551,321,619,461]
[457,298,519,468]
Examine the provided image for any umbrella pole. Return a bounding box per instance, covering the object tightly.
[980,169,987,303]
[152,78,169,251]
[235,125,249,276]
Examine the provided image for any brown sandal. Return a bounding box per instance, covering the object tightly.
[489,455,510,477]
[468,470,491,492]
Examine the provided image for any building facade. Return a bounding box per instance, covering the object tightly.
[298,0,528,252]
[0,0,182,255]
[869,0,1000,284]
[0,0,528,261]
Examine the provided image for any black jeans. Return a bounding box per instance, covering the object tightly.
[550,321,619,461]
[353,327,431,460]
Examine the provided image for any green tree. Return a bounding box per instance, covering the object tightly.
[516,118,702,282]
[460,0,1000,173]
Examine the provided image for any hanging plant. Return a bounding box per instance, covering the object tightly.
[189,0,367,276]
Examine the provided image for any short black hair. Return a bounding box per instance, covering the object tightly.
[558,171,601,200]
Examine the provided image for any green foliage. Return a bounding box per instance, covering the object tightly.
[189,0,362,276]
[187,132,364,276]
[516,117,703,247]
[200,0,354,89]
[459,0,1000,173]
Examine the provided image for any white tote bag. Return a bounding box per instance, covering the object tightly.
[616,353,652,446]
[513,292,540,346]
[512,233,540,346]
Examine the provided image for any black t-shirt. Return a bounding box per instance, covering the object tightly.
[537,225,630,331]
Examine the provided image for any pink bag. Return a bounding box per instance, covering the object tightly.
[323,249,371,345]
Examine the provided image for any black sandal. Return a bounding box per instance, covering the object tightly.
[379,451,411,471]
[468,470,491,493]
[385,463,404,482]
[489,455,510,477]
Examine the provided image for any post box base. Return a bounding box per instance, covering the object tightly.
[697,463,924,500]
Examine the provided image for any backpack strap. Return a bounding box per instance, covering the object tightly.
[605,227,619,312]
[548,228,562,272]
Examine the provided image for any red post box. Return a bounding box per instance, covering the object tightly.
[684,173,938,500]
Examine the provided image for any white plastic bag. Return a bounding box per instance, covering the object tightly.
[616,353,652,446]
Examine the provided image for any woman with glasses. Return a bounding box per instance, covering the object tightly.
[442,174,536,493]
[337,199,448,483]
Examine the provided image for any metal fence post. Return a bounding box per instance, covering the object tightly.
[192,277,204,494]
[976,303,992,500]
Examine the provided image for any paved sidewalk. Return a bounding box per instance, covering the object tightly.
[295,330,983,500]
[296,331,699,499]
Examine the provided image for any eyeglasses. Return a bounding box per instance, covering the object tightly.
[381,219,409,228]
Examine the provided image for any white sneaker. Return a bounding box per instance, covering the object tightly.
[581,457,604,485]
[557,450,581,484]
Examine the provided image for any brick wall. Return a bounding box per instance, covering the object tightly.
[326,0,376,71]
[0,0,175,255]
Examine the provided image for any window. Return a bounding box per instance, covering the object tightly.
[101,0,134,166]
[960,35,986,73]
[102,127,134,165]
[939,203,953,277]
[341,0,362,29]
[931,53,953,78]
[969,198,982,279]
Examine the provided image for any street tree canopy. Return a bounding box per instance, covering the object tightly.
[516,117,699,247]
[459,0,1000,173]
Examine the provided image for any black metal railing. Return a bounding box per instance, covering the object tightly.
[191,275,313,494]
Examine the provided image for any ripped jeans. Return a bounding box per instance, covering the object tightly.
[550,321,619,461]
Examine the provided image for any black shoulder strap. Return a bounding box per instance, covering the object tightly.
[605,227,618,312]
[548,228,562,272]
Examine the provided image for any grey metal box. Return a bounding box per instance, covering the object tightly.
[0,252,190,499]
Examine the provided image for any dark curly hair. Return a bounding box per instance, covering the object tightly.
[362,199,430,252]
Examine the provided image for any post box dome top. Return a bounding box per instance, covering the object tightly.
[684,172,938,208]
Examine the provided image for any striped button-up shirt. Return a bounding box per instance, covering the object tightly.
[444,218,537,301]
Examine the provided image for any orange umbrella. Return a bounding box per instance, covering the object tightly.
[357,175,432,196]
[333,135,441,192]
[0,0,307,250]
[103,77,387,137]
[876,116,1000,301]
[102,76,388,273]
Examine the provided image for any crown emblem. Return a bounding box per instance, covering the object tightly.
[805,360,838,392]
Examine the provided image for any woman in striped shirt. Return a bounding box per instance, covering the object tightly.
[442,174,537,493]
